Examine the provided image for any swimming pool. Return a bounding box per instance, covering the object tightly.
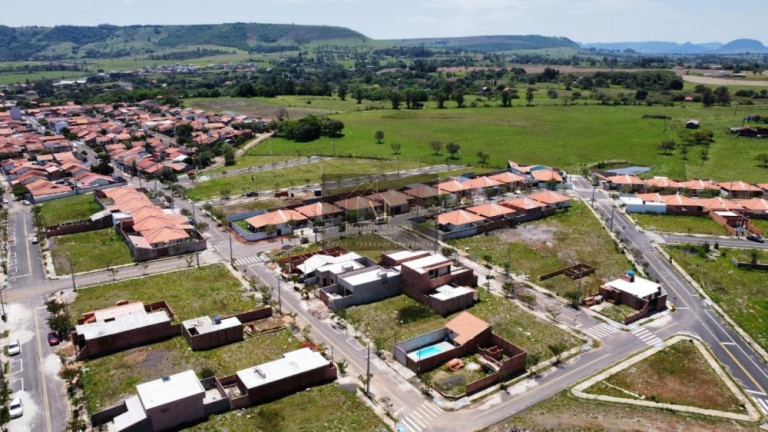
[407,341,454,361]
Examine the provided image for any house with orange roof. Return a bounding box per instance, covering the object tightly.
[488,171,526,191]
[644,177,682,193]
[435,179,473,197]
[737,198,768,219]
[604,174,647,193]
[466,202,517,221]
[25,179,73,203]
[403,185,440,207]
[393,311,526,390]
[436,209,486,231]
[717,181,764,199]
[501,197,549,220]
[244,209,308,239]
[294,202,343,224]
[678,179,720,197]
[366,189,411,215]
[758,184,768,195]
[334,196,381,222]
[464,176,502,192]
[660,194,705,215]
[695,197,744,213]
[530,168,564,187]
[528,190,571,209]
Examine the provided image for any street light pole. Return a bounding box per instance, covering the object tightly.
[192,203,199,267]
[229,232,234,267]
[366,341,371,398]
[0,282,6,322]
[68,249,76,291]
[609,205,615,231]
[277,276,282,315]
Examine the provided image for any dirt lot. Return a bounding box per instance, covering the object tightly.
[496,223,557,248]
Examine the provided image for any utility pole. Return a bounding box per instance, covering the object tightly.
[0,282,6,322]
[192,204,199,267]
[277,276,282,315]
[609,205,615,231]
[366,341,371,398]
[506,245,511,278]
[591,187,595,207]
[229,232,234,267]
[577,265,583,308]
[68,249,76,291]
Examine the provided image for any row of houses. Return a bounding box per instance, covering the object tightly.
[600,174,768,199]
[96,186,206,261]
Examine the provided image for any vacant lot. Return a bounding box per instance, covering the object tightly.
[346,290,580,361]
[245,104,768,182]
[40,193,102,226]
[189,382,389,432]
[667,245,768,351]
[186,95,389,119]
[205,153,298,175]
[485,391,760,432]
[325,233,401,261]
[449,200,632,299]
[186,157,422,201]
[586,339,744,413]
[72,264,252,321]
[50,228,133,274]
[423,354,491,396]
[633,213,728,236]
[81,328,297,413]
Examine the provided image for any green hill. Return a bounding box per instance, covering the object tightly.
[395,35,579,52]
[0,23,368,61]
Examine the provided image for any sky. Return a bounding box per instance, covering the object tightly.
[2,0,766,44]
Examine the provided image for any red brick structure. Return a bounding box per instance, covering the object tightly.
[599,272,668,324]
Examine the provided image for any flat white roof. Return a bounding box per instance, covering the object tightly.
[297,252,362,274]
[111,395,147,431]
[385,250,428,261]
[76,310,169,340]
[316,260,365,276]
[137,369,204,411]
[714,210,739,217]
[429,285,474,301]
[340,266,399,286]
[182,316,241,335]
[606,276,660,299]
[236,348,329,390]
[401,254,449,274]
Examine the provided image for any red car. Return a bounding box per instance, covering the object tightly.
[47,332,60,346]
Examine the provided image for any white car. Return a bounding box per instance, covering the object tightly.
[1,198,7,204]
[8,398,22,418]
[21,200,30,206]
[7,339,20,356]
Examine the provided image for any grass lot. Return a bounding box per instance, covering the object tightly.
[186,95,389,119]
[666,245,768,351]
[752,218,768,235]
[186,157,423,201]
[599,303,637,324]
[50,229,132,274]
[39,193,102,226]
[72,264,252,321]
[205,153,298,175]
[585,339,745,413]
[632,213,729,236]
[216,198,304,215]
[241,104,768,182]
[484,391,760,432]
[81,328,298,413]
[345,290,581,361]
[189,383,390,432]
[448,200,632,299]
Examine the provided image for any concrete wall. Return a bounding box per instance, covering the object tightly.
[393,328,448,366]
[76,320,179,360]
[427,290,476,316]
[243,363,337,406]
[230,307,272,324]
[184,323,243,351]
[128,236,208,262]
[201,376,231,416]
[91,401,130,427]
[44,213,113,237]
[145,391,206,432]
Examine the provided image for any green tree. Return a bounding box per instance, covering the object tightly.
[390,143,401,155]
[548,341,567,364]
[756,153,768,168]
[222,143,235,166]
[446,142,461,159]
[679,143,689,160]
[476,151,489,165]
[389,91,402,110]
[713,86,731,105]
[525,87,535,106]
[430,140,443,155]
[374,130,384,144]
[657,139,676,155]
[699,147,710,165]
[453,90,465,108]
[702,88,715,107]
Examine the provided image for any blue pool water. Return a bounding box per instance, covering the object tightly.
[412,344,445,359]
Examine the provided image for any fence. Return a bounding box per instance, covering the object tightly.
[731,257,768,270]
[228,210,269,241]
[44,213,113,237]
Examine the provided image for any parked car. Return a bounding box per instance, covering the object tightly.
[47,332,60,346]
[8,398,22,418]
[21,200,30,205]
[1,198,7,204]
[746,233,765,243]
[7,339,20,356]
[245,191,258,197]
[31,235,39,244]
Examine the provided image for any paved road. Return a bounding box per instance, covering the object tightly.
[571,176,768,416]
[658,233,768,249]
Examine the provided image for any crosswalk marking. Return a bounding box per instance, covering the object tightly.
[399,402,441,432]
[583,323,620,340]
[632,327,663,347]
[235,256,260,266]
[755,397,768,414]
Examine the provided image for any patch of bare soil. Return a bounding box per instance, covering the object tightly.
[123,350,147,366]
[495,224,558,249]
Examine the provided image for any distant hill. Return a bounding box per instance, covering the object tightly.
[395,35,580,52]
[0,23,368,61]
[582,38,768,54]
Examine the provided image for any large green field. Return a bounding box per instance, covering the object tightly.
[186,157,423,201]
[207,103,768,182]
[40,193,103,226]
[72,264,253,321]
